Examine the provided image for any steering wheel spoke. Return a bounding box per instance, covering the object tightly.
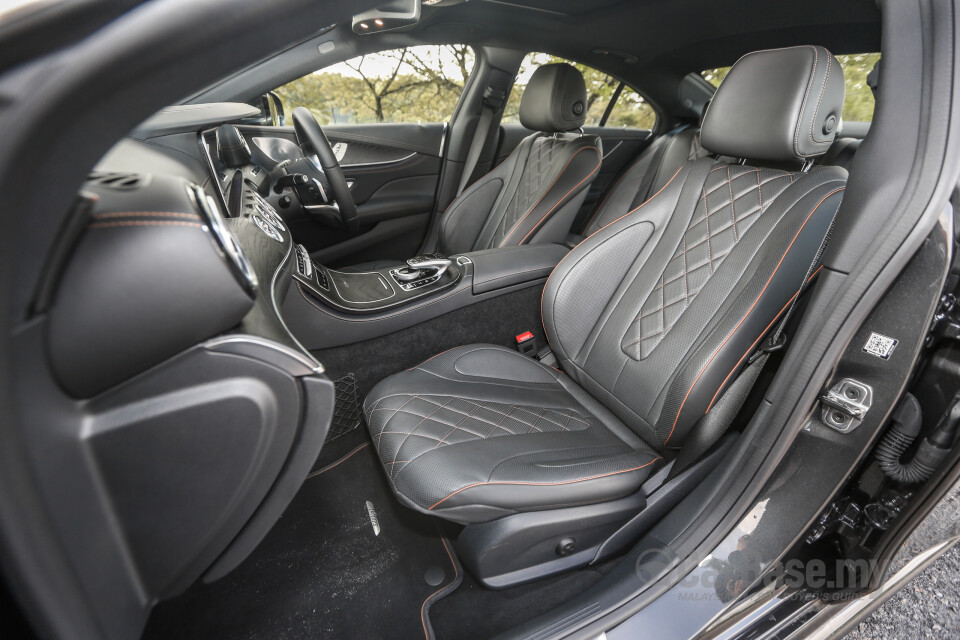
[292,107,359,233]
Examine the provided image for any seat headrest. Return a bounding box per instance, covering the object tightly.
[701,46,845,163]
[519,63,587,133]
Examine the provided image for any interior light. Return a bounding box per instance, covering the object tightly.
[359,22,369,29]
[374,18,384,26]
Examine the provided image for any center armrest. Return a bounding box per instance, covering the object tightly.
[461,243,569,295]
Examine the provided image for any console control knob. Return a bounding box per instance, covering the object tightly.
[393,267,422,282]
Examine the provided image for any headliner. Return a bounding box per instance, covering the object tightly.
[406,0,882,115]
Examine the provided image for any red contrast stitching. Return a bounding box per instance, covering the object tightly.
[427,456,662,510]
[663,188,844,446]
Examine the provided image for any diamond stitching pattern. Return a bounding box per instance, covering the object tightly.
[488,136,562,248]
[366,394,591,479]
[623,164,795,359]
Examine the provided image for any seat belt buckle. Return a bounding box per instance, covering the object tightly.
[515,331,537,356]
[749,332,787,364]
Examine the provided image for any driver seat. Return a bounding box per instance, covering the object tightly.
[363,46,848,584]
[344,63,602,270]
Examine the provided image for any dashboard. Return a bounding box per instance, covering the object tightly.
[73,122,322,395]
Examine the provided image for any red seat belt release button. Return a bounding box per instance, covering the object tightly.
[515,331,537,356]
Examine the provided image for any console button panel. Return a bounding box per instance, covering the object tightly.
[389,268,442,291]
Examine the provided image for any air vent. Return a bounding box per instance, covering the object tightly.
[86,171,147,190]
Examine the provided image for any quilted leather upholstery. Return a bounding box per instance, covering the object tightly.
[365,46,849,525]
[544,158,845,448]
[625,165,794,358]
[364,345,661,523]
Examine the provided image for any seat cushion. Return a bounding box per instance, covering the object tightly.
[363,345,661,524]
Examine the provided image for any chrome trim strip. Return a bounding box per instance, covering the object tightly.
[340,150,419,169]
[203,335,321,375]
[269,233,324,373]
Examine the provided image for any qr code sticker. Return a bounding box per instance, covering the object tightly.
[863,332,898,360]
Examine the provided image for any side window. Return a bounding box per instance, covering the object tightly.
[701,52,881,123]
[504,52,657,130]
[274,45,475,124]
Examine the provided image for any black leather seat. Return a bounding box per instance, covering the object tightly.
[582,124,707,236]
[365,46,848,526]
[344,63,602,271]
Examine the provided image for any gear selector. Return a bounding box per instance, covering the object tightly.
[390,254,453,290]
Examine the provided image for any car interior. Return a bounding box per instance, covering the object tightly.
[5,0,921,639]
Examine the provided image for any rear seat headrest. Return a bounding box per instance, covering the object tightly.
[701,46,845,163]
[519,63,588,133]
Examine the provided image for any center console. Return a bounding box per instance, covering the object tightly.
[284,243,569,350]
[292,248,469,314]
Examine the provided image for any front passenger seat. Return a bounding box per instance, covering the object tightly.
[364,46,847,585]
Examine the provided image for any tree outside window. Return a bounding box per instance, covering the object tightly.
[275,45,475,124]
[504,52,657,130]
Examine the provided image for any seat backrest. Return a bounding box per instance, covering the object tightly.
[583,125,706,235]
[438,63,603,254]
[542,46,848,451]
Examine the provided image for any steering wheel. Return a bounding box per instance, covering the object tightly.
[292,107,359,233]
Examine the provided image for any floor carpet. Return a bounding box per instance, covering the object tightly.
[143,430,461,640]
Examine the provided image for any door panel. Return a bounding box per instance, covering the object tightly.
[496,123,655,233]
[239,123,445,267]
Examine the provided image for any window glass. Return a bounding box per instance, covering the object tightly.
[701,52,881,123]
[275,45,475,124]
[504,52,657,129]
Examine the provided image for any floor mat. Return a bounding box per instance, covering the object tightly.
[429,561,613,640]
[143,435,461,640]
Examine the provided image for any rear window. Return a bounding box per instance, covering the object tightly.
[701,52,881,123]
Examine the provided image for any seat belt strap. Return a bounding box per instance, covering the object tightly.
[457,105,495,196]
[456,71,510,196]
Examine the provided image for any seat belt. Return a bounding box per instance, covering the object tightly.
[669,198,838,477]
[456,70,510,196]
